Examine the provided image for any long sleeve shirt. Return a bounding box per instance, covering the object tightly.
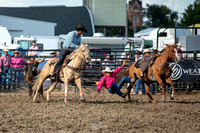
[0,54,12,71]
[29,45,38,56]
[10,57,26,69]
[63,30,81,51]
[97,67,122,92]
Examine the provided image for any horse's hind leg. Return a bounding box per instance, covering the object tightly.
[33,77,46,102]
[46,81,58,102]
[75,78,84,101]
[165,77,175,100]
[145,84,155,103]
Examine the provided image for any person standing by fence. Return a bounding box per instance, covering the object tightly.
[11,50,26,88]
[134,50,146,94]
[29,40,38,57]
[0,51,2,90]
[0,48,12,90]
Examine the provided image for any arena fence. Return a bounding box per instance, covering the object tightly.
[0,48,200,91]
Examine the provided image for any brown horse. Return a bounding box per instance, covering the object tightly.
[116,44,180,102]
[32,45,91,104]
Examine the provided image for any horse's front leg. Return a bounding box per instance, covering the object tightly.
[154,76,166,101]
[144,84,155,103]
[75,78,84,101]
[165,77,175,100]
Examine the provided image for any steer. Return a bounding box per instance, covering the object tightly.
[24,58,44,98]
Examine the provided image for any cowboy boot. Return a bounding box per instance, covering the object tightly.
[121,91,129,98]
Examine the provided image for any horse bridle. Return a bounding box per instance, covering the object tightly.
[67,47,90,72]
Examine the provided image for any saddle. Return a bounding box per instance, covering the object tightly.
[134,55,158,68]
[50,54,73,79]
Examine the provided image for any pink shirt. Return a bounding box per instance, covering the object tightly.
[97,67,122,92]
[29,45,38,56]
[11,57,26,69]
[0,54,12,71]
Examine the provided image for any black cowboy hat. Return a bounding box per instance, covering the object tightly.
[135,50,141,54]
[75,24,87,33]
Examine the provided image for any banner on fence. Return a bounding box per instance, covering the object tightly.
[169,60,200,82]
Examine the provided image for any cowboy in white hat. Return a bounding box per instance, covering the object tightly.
[0,48,12,89]
[140,49,152,77]
[96,60,135,98]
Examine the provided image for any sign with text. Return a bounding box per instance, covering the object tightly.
[169,60,200,82]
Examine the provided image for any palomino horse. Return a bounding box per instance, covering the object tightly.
[116,44,180,102]
[32,45,91,104]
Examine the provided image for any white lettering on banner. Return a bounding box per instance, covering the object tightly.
[170,63,200,80]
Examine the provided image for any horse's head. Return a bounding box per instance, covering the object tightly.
[80,44,91,63]
[164,44,180,64]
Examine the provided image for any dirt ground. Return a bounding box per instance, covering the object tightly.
[0,87,200,133]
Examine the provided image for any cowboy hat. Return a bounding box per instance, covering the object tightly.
[135,50,141,54]
[143,49,150,54]
[177,42,181,46]
[75,24,87,33]
[50,51,57,54]
[3,48,9,52]
[102,67,113,74]
[14,50,20,53]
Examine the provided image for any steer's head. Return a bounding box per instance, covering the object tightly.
[26,57,45,72]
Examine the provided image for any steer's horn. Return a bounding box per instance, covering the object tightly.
[38,57,45,63]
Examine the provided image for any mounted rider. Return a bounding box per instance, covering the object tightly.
[140,49,152,77]
[51,24,87,80]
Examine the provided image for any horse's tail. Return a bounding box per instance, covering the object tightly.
[32,72,42,92]
[115,65,132,83]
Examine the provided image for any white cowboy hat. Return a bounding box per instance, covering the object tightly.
[177,42,181,46]
[102,67,113,74]
[14,50,20,53]
[143,49,150,54]
[3,48,9,52]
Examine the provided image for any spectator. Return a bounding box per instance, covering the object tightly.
[124,40,134,56]
[11,50,26,88]
[134,50,146,94]
[0,51,2,90]
[102,53,114,69]
[177,42,182,59]
[0,48,12,90]
[29,40,38,56]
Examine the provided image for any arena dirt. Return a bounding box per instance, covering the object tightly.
[0,88,200,133]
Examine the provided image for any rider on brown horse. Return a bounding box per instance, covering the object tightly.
[51,24,87,80]
[140,49,153,77]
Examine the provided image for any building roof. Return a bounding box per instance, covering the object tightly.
[0,6,94,36]
[134,28,158,37]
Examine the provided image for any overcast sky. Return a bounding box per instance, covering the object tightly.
[0,0,195,14]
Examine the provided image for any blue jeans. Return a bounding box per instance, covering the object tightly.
[2,67,11,89]
[53,49,71,74]
[108,76,131,96]
[12,68,22,88]
[135,79,146,94]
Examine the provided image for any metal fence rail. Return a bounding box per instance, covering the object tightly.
[0,48,200,91]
